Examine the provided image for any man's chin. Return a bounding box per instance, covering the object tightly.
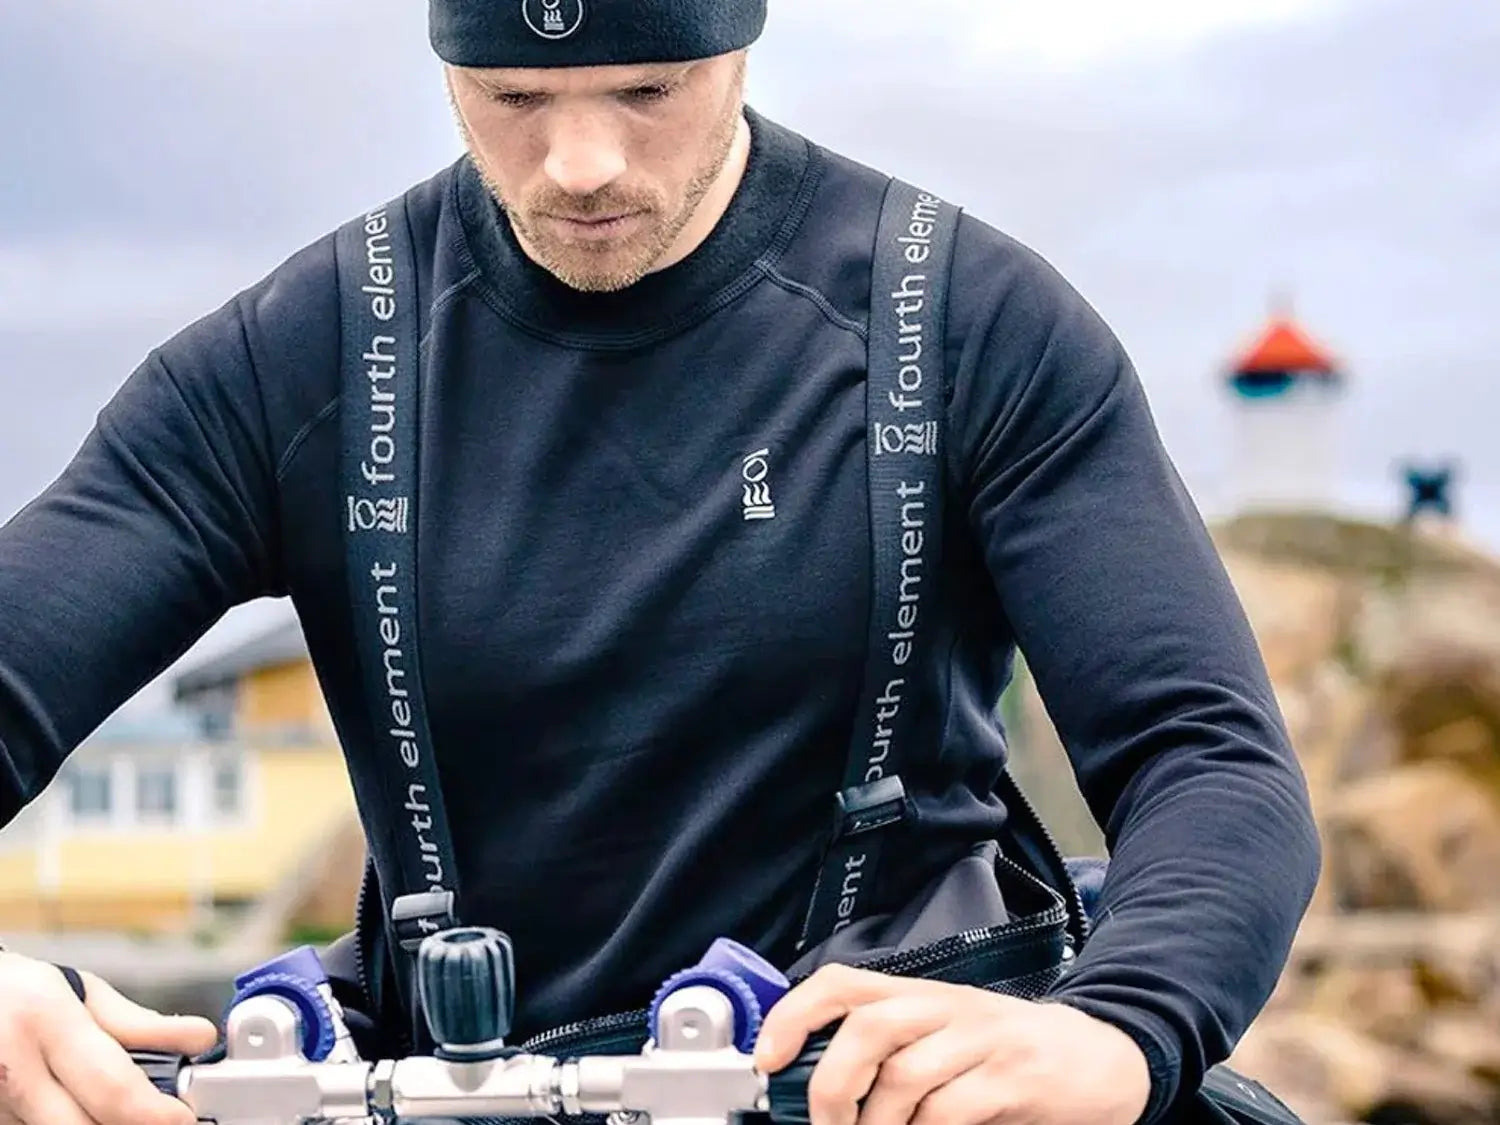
[537,256,643,293]
[532,241,664,293]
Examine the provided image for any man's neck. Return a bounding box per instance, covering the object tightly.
[650,110,753,275]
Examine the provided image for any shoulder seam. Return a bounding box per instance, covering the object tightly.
[147,349,273,573]
[753,261,867,341]
[277,396,340,483]
[277,265,480,483]
[232,293,283,498]
[419,268,483,351]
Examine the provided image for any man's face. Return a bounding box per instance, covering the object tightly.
[447,51,748,293]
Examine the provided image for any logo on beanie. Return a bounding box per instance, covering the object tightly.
[522,0,584,40]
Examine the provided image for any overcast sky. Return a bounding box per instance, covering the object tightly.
[3,0,1497,716]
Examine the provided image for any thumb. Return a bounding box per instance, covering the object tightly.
[80,971,221,1056]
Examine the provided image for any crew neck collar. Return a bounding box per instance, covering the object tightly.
[454,105,813,349]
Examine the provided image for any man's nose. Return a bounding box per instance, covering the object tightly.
[543,111,628,198]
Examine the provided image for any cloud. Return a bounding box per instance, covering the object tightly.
[0,0,457,245]
[2,0,1498,567]
[746,0,1500,523]
[0,0,1493,733]
[0,241,279,331]
[759,0,1356,73]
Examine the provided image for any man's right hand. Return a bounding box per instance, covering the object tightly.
[0,950,218,1125]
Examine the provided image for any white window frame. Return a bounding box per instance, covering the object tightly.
[51,745,258,837]
[133,758,181,828]
[65,764,113,824]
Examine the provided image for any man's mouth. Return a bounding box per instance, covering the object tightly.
[543,211,645,238]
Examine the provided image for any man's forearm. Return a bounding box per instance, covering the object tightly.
[948,242,1321,1119]
[1045,736,1320,1121]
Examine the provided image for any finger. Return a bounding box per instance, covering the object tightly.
[911,1063,1015,1125]
[858,1026,995,1125]
[1,1062,99,1125]
[806,997,951,1125]
[758,965,929,1071]
[39,1007,194,1125]
[81,974,219,1057]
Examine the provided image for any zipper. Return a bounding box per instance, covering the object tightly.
[353,860,419,1058]
[997,770,1092,951]
[351,808,1082,1064]
[519,1008,654,1058]
[353,861,371,1008]
[512,900,1068,1061]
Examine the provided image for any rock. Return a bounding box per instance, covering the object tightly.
[1411,716,1499,772]
[1327,712,1404,802]
[1227,1014,1353,1125]
[1323,762,1500,910]
[228,813,365,954]
[282,814,366,935]
[1421,1014,1500,1084]
[1288,912,1500,1013]
[1303,964,1428,1045]
[1011,510,1500,1124]
[1359,580,1500,686]
[1285,664,1376,785]
[1373,643,1500,803]
[1221,551,1353,687]
[1212,513,1491,582]
[1229,1013,1496,1125]
[1002,660,1107,858]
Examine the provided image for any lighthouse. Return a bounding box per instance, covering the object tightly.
[1224,308,1345,516]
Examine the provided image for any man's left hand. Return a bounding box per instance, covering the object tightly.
[753,963,1152,1125]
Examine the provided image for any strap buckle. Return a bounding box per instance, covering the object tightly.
[390,890,457,952]
[833,775,909,839]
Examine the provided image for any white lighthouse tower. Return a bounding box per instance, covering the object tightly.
[1224,308,1345,516]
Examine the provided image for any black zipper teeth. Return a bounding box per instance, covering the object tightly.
[514,909,1066,1058]
[1004,777,1092,947]
[353,864,370,1007]
[520,1009,652,1055]
[352,865,418,1058]
[369,914,1068,1062]
[1034,813,1090,943]
[355,810,1080,1061]
[836,917,1062,980]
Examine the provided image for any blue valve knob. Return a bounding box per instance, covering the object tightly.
[695,937,791,1017]
[229,946,337,1062]
[649,938,790,1053]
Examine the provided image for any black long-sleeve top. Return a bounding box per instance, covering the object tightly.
[0,107,1319,1120]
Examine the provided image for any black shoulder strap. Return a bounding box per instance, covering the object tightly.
[796,179,960,951]
[336,195,461,1036]
[796,178,1091,954]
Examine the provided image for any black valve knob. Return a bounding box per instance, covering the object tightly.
[130,1051,186,1100]
[416,927,516,1061]
[767,1025,842,1125]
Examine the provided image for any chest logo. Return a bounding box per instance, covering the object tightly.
[741,449,776,521]
[522,0,585,40]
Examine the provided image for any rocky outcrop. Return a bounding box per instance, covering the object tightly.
[1007,512,1500,1124]
[1214,515,1500,1123]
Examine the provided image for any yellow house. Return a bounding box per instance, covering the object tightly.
[0,620,358,934]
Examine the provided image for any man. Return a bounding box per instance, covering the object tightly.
[0,3,1320,1125]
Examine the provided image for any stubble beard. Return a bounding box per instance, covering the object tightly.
[459,88,744,294]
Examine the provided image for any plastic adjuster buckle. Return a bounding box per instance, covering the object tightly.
[833,775,909,839]
[390,890,457,953]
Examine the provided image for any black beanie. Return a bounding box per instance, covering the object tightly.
[431,0,768,68]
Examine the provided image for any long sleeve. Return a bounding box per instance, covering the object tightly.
[949,227,1322,1121]
[0,299,282,824]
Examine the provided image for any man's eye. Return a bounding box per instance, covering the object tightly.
[621,85,672,104]
[487,91,542,109]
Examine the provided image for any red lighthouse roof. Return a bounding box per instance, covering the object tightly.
[1231,315,1339,377]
